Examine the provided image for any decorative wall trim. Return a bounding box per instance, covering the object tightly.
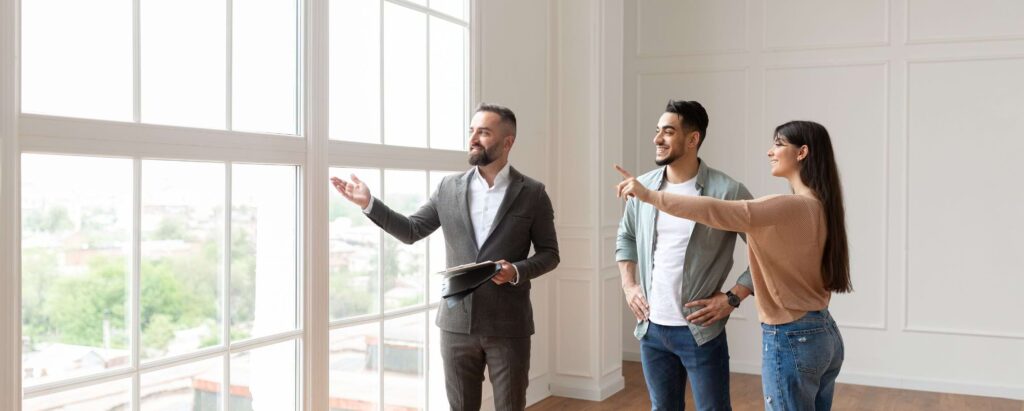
[634,0,748,58]
[904,1,1024,45]
[902,55,1024,340]
[555,278,594,378]
[600,277,623,375]
[760,0,891,51]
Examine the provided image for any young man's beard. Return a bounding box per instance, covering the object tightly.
[468,145,499,166]
[655,152,680,166]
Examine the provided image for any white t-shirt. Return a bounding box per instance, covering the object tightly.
[648,177,699,326]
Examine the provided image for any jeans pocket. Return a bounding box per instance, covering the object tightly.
[784,327,832,375]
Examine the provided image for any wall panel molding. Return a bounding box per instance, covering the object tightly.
[761,0,890,51]
[905,0,1024,45]
[555,278,594,378]
[902,55,1024,341]
[635,0,748,58]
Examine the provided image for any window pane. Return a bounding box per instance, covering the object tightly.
[141,357,223,410]
[383,170,426,311]
[141,0,226,129]
[230,339,299,411]
[329,0,381,143]
[231,165,298,341]
[233,0,298,134]
[429,18,468,151]
[21,155,132,387]
[430,0,467,21]
[428,171,459,303]
[383,313,425,411]
[428,308,447,410]
[141,160,225,360]
[329,323,380,410]
[329,168,382,320]
[383,3,427,147]
[21,0,133,121]
[23,378,132,411]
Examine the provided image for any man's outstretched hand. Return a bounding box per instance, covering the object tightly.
[331,174,372,209]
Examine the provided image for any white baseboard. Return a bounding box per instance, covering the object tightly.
[726,360,760,375]
[623,350,641,362]
[525,374,552,408]
[549,371,626,401]
[729,360,1024,401]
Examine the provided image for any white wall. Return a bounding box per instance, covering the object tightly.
[621,0,1024,400]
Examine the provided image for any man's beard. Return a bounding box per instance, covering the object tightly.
[468,145,499,166]
[655,152,680,166]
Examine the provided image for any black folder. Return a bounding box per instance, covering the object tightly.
[438,261,501,300]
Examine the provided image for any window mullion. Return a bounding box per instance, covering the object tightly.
[294,0,303,137]
[425,12,431,149]
[0,57,21,409]
[463,20,470,151]
[378,167,386,409]
[226,0,233,131]
[222,162,232,411]
[133,0,141,123]
[131,158,142,410]
[422,171,431,408]
[378,0,386,145]
[302,0,330,408]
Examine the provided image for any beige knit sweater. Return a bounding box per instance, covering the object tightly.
[648,192,831,325]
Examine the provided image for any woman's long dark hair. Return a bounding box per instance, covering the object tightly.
[775,121,852,293]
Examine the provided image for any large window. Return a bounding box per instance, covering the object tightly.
[16,0,472,409]
[21,155,301,410]
[22,0,299,134]
[330,0,469,150]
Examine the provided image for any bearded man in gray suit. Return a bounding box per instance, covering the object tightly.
[331,103,560,411]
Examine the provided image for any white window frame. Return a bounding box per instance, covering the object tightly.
[0,0,480,409]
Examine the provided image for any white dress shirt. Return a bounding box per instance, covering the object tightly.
[469,163,511,247]
[468,163,519,284]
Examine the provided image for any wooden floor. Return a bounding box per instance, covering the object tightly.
[529,361,1023,411]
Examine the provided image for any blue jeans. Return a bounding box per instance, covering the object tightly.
[761,309,844,411]
[640,322,732,411]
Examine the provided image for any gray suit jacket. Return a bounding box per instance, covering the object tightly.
[365,166,559,337]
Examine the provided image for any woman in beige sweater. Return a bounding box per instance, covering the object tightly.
[616,120,852,411]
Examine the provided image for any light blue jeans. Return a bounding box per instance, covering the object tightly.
[760,309,844,411]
